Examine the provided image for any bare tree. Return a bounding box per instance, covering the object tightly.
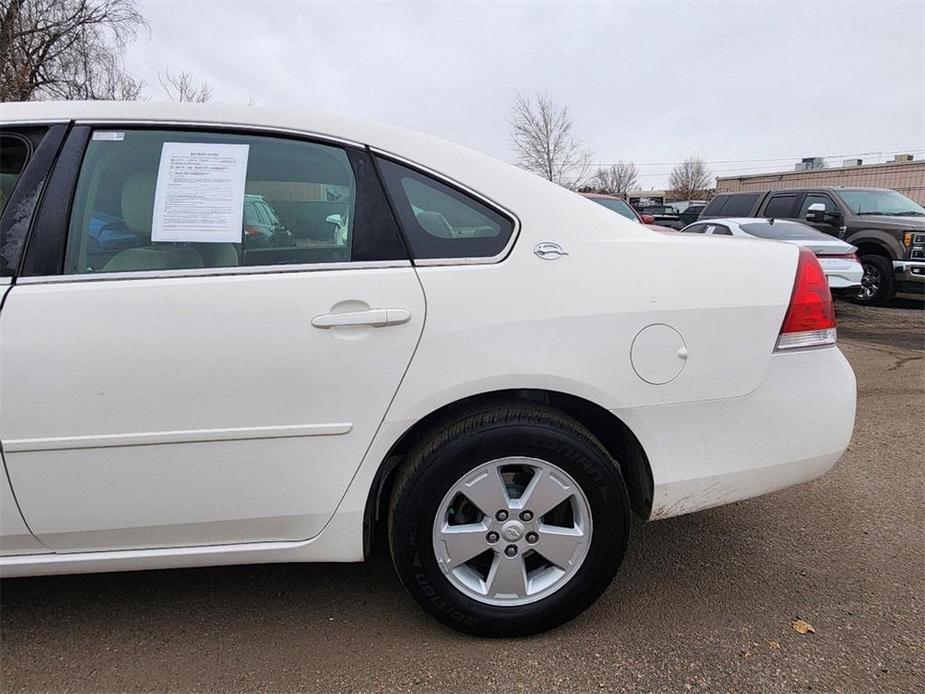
[668,157,713,200]
[0,0,146,101]
[593,161,638,195]
[157,68,212,103]
[510,92,592,189]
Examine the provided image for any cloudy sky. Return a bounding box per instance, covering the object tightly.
[124,0,924,188]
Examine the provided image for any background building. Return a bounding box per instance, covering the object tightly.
[715,154,925,204]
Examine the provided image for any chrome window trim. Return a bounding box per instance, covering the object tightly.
[0,119,70,127]
[18,119,520,274]
[17,259,413,285]
[369,146,522,267]
[73,118,365,149]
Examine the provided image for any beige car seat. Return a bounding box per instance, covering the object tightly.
[103,173,240,272]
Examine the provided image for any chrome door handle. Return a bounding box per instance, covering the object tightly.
[311,308,411,329]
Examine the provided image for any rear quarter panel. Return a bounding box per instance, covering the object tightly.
[386,232,799,423]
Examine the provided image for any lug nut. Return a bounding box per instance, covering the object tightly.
[526,532,539,544]
[520,510,533,522]
[486,531,499,544]
[495,510,508,521]
[504,545,518,557]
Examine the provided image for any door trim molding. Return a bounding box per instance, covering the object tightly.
[15,259,412,285]
[3,422,353,452]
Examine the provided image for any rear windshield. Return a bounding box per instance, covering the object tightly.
[591,197,638,222]
[739,221,831,240]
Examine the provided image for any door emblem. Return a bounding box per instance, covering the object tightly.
[534,242,569,260]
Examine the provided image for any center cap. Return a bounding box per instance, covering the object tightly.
[500,520,525,542]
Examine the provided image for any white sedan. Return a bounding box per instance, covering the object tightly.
[0,102,856,636]
[681,217,864,290]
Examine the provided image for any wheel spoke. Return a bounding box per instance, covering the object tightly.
[534,525,585,569]
[461,467,509,517]
[485,553,528,599]
[439,522,489,568]
[518,467,573,517]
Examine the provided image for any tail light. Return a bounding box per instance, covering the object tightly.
[776,246,836,351]
[243,225,261,236]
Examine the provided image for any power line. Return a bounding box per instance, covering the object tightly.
[592,148,925,168]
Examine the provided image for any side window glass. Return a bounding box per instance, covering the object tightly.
[712,225,733,235]
[682,224,705,233]
[65,130,367,274]
[799,194,838,216]
[763,194,798,218]
[0,134,31,217]
[701,196,726,216]
[721,194,760,216]
[376,157,514,260]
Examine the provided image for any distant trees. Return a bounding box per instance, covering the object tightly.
[0,0,146,101]
[510,92,592,189]
[668,157,713,200]
[593,161,638,195]
[158,69,213,103]
[0,0,214,103]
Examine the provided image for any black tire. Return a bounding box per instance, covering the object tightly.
[388,403,630,637]
[851,254,896,306]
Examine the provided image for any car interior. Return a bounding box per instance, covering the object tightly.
[65,131,357,274]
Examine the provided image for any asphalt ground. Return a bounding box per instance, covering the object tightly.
[1,295,923,693]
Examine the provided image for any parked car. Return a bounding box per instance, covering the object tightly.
[636,204,684,230]
[700,187,925,305]
[242,193,293,247]
[0,101,856,637]
[579,193,662,230]
[681,218,863,291]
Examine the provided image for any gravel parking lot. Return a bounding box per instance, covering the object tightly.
[2,297,922,694]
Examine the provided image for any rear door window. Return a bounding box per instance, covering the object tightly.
[376,157,515,261]
[63,129,407,274]
[762,194,799,218]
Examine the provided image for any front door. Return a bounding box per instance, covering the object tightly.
[797,192,843,238]
[0,126,424,552]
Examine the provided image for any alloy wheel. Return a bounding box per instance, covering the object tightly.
[431,457,592,606]
[856,262,881,301]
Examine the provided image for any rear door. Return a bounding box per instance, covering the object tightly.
[0,124,425,552]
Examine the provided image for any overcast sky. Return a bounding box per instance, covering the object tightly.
[125,0,925,188]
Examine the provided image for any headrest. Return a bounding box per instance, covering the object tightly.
[121,171,157,237]
[415,210,454,239]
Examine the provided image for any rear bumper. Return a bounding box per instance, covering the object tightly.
[614,346,856,520]
[822,260,863,289]
[893,260,925,285]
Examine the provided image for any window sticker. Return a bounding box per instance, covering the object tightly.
[92,131,125,141]
[151,142,249,243]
